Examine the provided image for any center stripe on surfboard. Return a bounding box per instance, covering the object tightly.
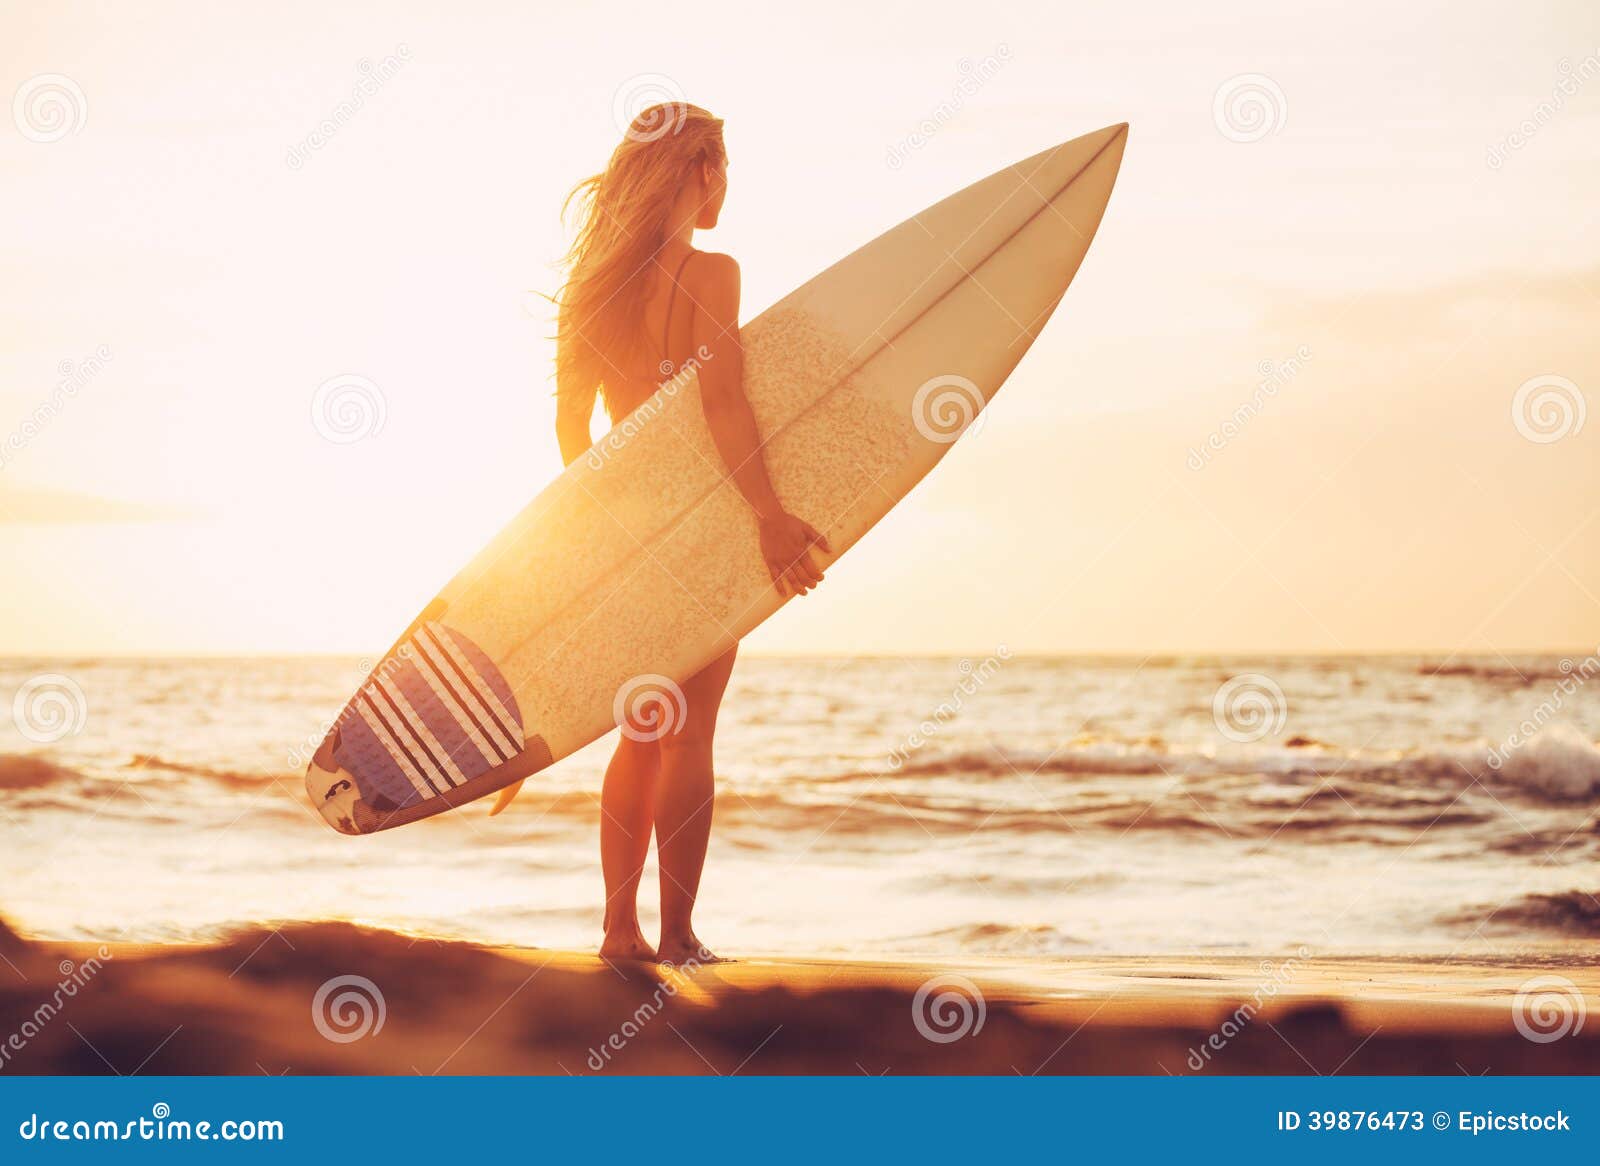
[410,633,517,761]
[373,673,470,788]
[415,625,523,754]
[356,691,443,797]
[407,643,512,770]
[365,682,454,790]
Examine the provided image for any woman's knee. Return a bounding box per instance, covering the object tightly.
[657,723,714,769]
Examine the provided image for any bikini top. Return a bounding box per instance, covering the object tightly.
[602,250,697,423]
[655,250,695,379]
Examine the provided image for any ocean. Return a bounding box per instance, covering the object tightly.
[2,653,1596,956]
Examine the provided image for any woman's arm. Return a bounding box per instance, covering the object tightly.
[690,253,829,596]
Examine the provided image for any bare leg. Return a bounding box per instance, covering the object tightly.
[654,646,736,963]
[598,735,660,961]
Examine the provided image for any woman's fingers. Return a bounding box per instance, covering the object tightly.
[788,551,823,592]
[760,514,830,598]
[767,526,828,597]
[779,561,808,596]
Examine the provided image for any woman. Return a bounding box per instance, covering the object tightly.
[553,103,828,963]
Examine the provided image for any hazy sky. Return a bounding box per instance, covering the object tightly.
[3,0,1597,655]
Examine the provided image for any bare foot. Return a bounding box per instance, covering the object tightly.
[599,925,657,962]
[657,934,722,966]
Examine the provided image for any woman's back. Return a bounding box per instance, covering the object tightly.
[603,246,701,422]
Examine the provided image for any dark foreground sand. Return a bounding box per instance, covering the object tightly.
[1,919,1594,1074]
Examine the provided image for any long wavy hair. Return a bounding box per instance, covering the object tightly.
[556,103,725,416]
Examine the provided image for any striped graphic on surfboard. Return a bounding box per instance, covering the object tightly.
[332,621,525,812]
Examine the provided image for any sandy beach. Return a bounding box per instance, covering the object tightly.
[2,918,1593,1075]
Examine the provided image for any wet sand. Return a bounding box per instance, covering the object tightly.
[1,919,1594,1075]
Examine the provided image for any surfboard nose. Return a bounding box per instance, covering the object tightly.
[1078,122,1129,157]
[1090,122,1129,152]
[1067,124,1129,209]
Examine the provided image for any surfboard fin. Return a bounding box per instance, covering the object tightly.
[489,779,525,817]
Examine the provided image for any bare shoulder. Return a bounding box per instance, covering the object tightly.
[687,250,740,294]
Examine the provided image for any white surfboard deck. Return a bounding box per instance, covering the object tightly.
[306,123,1128,834]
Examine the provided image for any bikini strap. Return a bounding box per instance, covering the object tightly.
[660,250,696,363]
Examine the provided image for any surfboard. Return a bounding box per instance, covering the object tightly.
[305,122,1128,835]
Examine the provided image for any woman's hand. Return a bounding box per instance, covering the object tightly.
[686,254,829,596]
[759,510,831,597]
